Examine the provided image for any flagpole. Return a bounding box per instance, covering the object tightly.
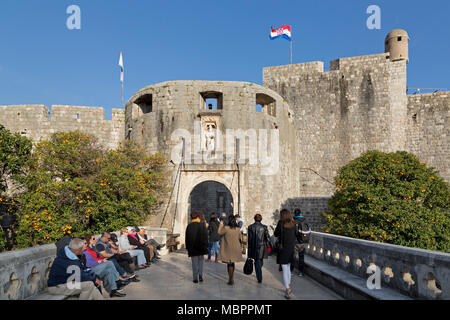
[290,39,292,65]
[122,79,124,109]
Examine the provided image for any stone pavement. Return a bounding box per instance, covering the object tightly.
[120,249,342,300]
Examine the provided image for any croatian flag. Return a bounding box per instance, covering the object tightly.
[270,25,292,41]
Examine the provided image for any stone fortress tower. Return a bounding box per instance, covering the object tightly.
[125,81,299,242]
[0,29,448,244]
[385,29,409,63]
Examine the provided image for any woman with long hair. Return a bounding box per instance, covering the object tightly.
[274,208,297,299]
[218,214,243,285]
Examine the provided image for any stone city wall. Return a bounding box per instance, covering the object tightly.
[263,53,449,230]
[0,105,125,150]
[406,92,450,182]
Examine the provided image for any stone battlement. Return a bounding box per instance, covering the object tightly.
[0,104,125,150]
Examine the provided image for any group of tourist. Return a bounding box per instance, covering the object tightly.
[185,208,310,299]
[46,209,308,300]
[47,227,164,299]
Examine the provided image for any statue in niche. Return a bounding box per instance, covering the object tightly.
[204,123,216,152]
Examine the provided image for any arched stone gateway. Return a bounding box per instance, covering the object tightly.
[172,172,239,244]
[188,181,234,222]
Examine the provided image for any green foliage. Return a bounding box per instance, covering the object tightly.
[15,131,168,248]
[0,125,32,193]
[0,229,5,252]
[323,150,450,251]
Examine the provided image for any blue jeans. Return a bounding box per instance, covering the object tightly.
[254,259,263,282]
[107,257,126,276]
[127,249,146,265]
[90,260,120,292]
[208,241,219,260]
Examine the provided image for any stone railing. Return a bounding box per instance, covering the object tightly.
[0,227,168,300]
[305,231,450,300]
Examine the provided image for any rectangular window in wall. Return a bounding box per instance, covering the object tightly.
[256,93,276,116]
[201,91,223,110]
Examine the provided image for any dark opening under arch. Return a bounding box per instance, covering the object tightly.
[188,181,233,223]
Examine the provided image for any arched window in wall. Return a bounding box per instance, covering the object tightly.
[256,93,276,116]
[135,94,153,115]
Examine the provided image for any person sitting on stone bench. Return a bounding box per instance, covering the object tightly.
[127,227,152,266]
[82,235,128,298]
[118,227,148,270]
[137,227,163,262]
[47,238,104,300]
[95,232,140,282]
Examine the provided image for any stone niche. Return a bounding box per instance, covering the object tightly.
[198,111,222,154]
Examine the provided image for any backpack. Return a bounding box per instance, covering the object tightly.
[295,220,311,244]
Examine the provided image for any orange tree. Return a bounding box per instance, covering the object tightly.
[15,131,168,248]
[0,125,32,251]
[323,150,450,251]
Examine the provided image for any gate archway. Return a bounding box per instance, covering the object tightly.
[172,171,240,245]
[188,181,234,223]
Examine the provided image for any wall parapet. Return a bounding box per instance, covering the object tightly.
[0,227,168,300]
[305,231,450,300]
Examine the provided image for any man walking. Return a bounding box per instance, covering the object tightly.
[293,208,310,277]
[247,214,270,283]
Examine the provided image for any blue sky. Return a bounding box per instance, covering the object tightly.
[0,0,448,119]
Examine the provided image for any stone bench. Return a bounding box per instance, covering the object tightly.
[26,291,70,300]
[166,233,180,252]
[0,226,168,300]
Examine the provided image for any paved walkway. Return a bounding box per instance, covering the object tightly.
[121,249,342,300]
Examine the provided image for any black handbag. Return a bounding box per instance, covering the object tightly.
[243,258,254,275]
[273,224,284,254]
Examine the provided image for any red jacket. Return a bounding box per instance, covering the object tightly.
[85,246,104,262]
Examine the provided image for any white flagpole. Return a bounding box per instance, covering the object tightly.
[290,26,293,65]
[290,39,292,65]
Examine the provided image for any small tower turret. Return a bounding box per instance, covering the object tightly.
[385,29,409,64]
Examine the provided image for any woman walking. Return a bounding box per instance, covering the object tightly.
[185,211,209,283]
[274,209,297,299]
[218,215,243,285]
[206,213,220,263]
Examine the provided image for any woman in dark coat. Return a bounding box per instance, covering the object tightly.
[274,209,297,299]
[185,211,209,283]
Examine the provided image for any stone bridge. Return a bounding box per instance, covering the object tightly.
[0,228,449,300]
